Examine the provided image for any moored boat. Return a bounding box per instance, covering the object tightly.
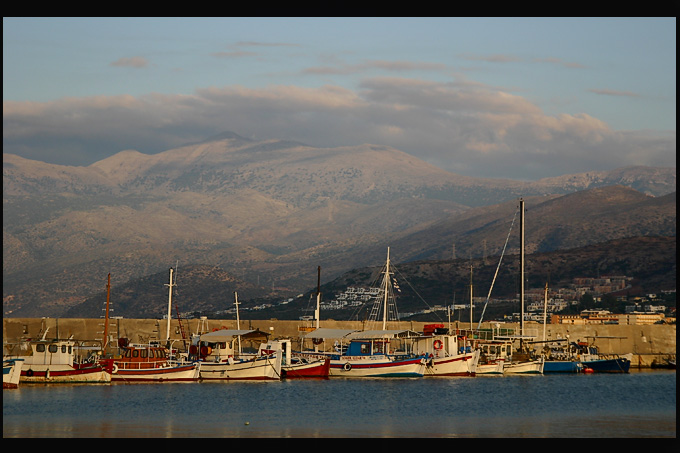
[3,358,24,389]
[573,341,632,373]
[410,325,479,377]
[190,328,282,381]
[259,339,330,378]
[111,340,199,382]
[17,336,112,384]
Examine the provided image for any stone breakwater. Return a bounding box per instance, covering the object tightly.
[3,318,675,368]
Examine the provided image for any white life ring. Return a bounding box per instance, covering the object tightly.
[112,364,119,374]
[433,340,443,350]
[343,362,352,371]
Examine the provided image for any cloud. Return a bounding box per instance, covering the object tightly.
[588,88,640,97]
[109,56,149,68]
[2,78,675,180]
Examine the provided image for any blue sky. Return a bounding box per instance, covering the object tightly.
[3,17,676,180]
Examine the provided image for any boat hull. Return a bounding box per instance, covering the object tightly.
[112,363,199,382]
[20,364,111,384]
[504,358,544,374]
[330,356,426,378]
[543,360,583,373]
[476,359,505,375]
[198,355,281,381]
[282,358,330,379]
[424,350,479,377]
[3,358,24,389]
[582,356,631,373]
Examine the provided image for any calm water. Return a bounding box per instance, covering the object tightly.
[3,370,675,438]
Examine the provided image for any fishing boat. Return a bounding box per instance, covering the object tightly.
[258,339,330,378]
[474,339,508,375]
[111,339,200,382]
[301,328,427,378]
[17,334,112,384]
[3,358,24,389]
[410,325,479,377]
[536,286,582,373]
[572,341,632,373]
[190,328,282,380]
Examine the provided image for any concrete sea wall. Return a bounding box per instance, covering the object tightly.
[3,317,676,368]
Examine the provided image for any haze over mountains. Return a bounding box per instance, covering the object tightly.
[3,131,676,318]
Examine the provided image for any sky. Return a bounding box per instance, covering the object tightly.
[3,17,676,181]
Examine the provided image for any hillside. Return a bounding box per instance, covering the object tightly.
[3,132,676,317]
[61,236,676,320]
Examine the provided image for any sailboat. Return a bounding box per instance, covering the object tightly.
[300,249,428,378]
[501,198,544,374]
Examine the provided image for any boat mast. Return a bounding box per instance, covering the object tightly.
[543,282,548,342]
[315,266,321,330]
[469,264,474,330]
[519,198,525,345]
[235,291,242,354]
[382,247,391,330]
[103,273,111,351]
[165,268,175,344]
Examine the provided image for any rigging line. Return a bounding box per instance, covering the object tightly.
[477,206,520,330]
[393,265,446,323]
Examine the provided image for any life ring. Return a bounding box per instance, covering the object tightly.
[26,369,34,377]
[112,364,119,374]
[343,362,352,371]
[312,338,323,345]
[433,340,443,350]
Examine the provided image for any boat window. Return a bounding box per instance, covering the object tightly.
[361,344,369,354]
[132,350,139,358]
[141,349,147,358]
[61,345,67,353]
[124,349,131,358]
[36,344,46,353]
[68,346,72,354]
[49,344,58,353]
[149,349,155,358]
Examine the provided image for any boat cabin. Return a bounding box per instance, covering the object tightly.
[344,339,390,356]
[23,339,78,366]
[115,343,171,370]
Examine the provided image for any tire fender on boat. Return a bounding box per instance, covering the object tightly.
[26,369,34,377]
[343,362,352,371]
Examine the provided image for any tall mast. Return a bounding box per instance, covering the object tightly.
[103,273,111,351]
[315,266,321,330]
[382,247,391,330]
[543,282,548,342]
[520,198,525,341]
[165,268,175,344]
[235,291,242,354]
[469,264,474,330]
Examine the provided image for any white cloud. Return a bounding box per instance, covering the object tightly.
[2,78,675,180]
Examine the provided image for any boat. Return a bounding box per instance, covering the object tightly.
[474,339,508,375]
[536,339,583,373]
[258,339,330,378]
[650,355,676,370]
[410,324,479,377]
[3,358,24,389]
[189,328,282,380]
[111,339,200,382]
[572,341,632,373]
[16,334,112,384]
[497,198,544,375]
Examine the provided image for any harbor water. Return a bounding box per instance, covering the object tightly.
[3,369,675,438]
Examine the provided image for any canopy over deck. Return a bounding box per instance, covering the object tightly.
[199,329,269,343]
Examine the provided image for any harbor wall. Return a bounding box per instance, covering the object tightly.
[3,317,675,368]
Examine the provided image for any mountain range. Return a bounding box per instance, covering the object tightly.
[3,131,676,318]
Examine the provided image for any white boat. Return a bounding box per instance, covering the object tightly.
[17,336,112,384]
[258,339,330,378]
[190,328,282,381]
[3,358,24,389]
[410,326,479,376]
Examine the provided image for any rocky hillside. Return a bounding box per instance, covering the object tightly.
[3,132,676,317]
